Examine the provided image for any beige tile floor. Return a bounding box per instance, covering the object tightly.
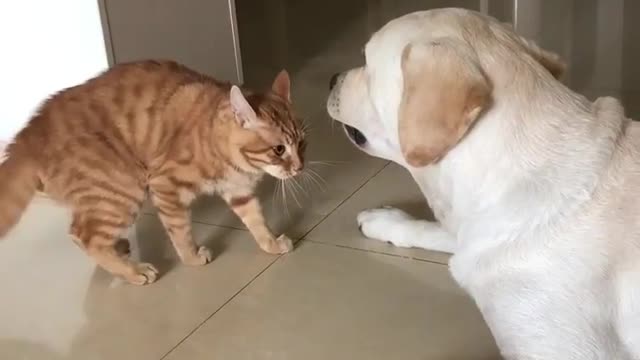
[0,2,508,359]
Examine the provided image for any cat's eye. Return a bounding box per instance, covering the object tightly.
[273,145,286,156]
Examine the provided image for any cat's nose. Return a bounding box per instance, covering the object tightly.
[329,73,340,90]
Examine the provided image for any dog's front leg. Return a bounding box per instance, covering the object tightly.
[357,207,456,254]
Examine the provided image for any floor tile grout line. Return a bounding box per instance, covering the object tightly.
[290,160,451,267]
[191,219,247,231]
[306,239,449,266]
[158,255,282,360]
[295,161,391,243]
[140,212,249,232]
[159,162,390,359]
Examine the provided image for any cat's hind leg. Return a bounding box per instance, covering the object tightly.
[70,208,158,285]
[45,136,157,284]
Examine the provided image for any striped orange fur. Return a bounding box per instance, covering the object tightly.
[0,60,305,285]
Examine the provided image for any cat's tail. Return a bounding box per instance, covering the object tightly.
[0,141,40,238]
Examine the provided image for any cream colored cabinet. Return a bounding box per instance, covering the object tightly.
[99,0,243,84]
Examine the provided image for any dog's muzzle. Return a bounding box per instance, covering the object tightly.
[327,72,344,120]
[327,72,367,147]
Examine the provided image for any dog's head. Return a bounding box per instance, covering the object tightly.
[326,8,565,168]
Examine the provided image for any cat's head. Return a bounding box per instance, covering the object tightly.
[229,70,306,180]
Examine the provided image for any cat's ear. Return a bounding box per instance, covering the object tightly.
[230,85,260,129]
[271,69,291,102]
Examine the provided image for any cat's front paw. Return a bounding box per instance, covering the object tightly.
[357,207,413,244]
[125,262,159,285]
[182,246,213,266]
[259,235,294,254]
[276,234,294,253]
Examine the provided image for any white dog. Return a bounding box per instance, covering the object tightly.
[327,8,640,360]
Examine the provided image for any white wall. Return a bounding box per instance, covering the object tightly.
[513,0,625,95]
[0,1,108,142]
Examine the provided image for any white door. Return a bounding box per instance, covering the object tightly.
[0,1,109,144]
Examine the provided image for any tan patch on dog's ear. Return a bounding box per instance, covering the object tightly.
[398,39,492,167]
[516,35,566,79]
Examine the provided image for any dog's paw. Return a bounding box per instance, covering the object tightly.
[357,207,414,246]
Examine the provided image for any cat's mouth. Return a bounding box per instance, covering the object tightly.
[343,124,367,147]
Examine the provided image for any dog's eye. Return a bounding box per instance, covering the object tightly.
[273,145,286,156]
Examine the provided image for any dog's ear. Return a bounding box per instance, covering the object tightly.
[398,39,492,167]
[515,34,566,79]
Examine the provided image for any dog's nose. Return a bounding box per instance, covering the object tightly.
[329,73,340,90]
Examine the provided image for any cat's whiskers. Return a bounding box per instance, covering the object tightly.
[284,179,302,208]
[300,172,315,191]
[279,179,290,217]
[301,118,312,130]
[301,170,326,192]
[306,168,328,187]
[291,176,310,198]
[309,160,348,167]
[272,178,281,209]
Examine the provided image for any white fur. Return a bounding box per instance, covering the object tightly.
[327,8,640,359]
[177,188,196,205]
[199,180,216,195]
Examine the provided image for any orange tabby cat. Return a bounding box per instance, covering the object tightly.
[0,60,305,285]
